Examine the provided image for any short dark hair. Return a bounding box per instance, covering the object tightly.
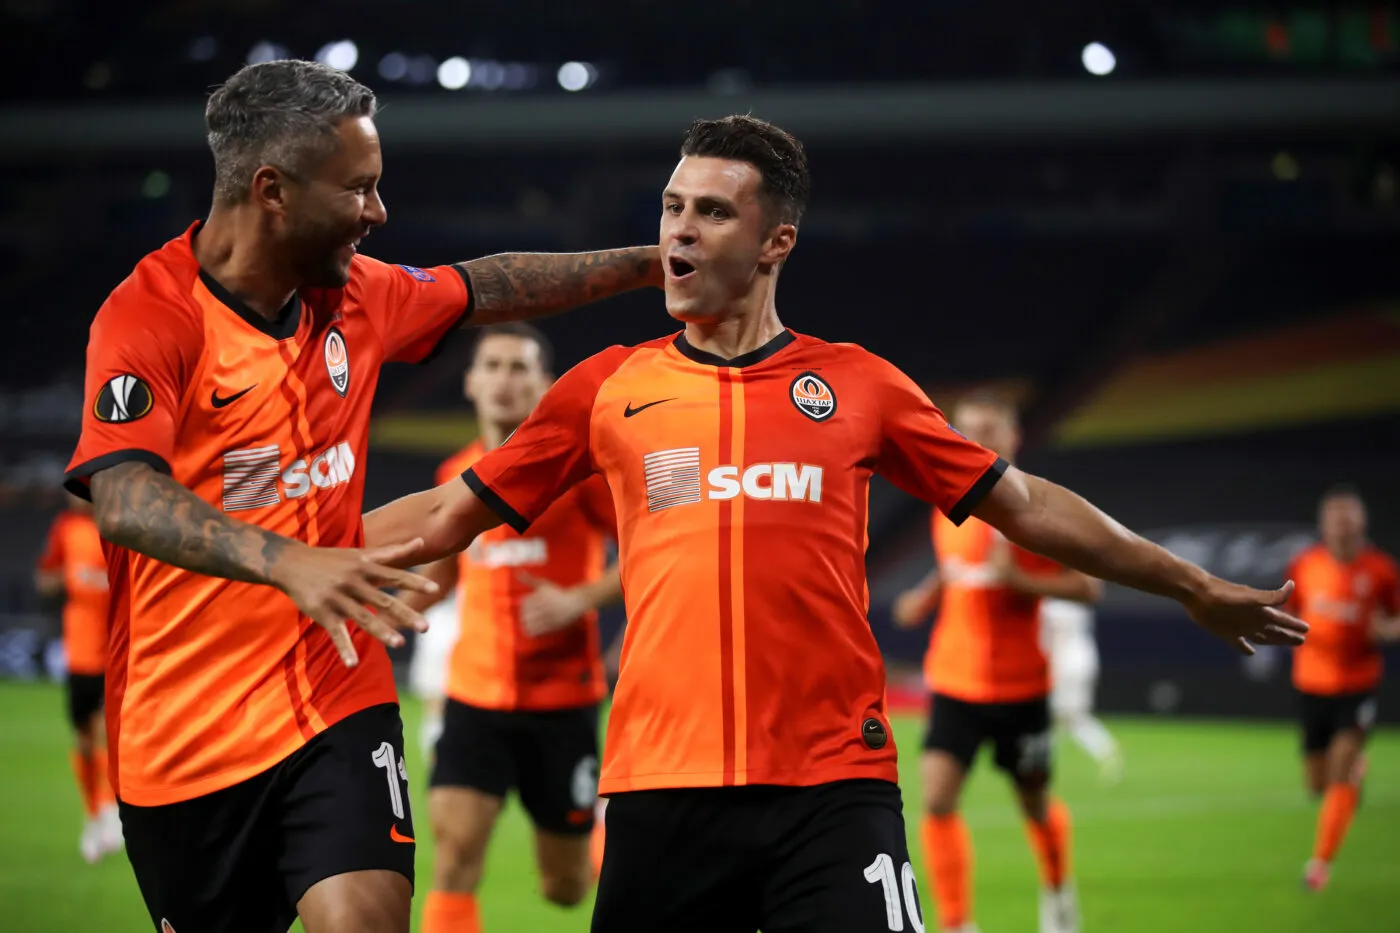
[1321,483,1364,506]
[680,115,811,226]
[206,60,377,204]
[469,322,554,372]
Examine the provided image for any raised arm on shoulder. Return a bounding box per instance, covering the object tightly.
[362,475,505,567]
[457,247,663,326]
[971,464,1307,654]
[88,461,438,666]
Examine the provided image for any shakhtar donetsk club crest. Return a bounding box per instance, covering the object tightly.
[324,326,350,397]
[790,371,836,422]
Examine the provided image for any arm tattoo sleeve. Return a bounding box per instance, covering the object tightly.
[457,247,659,326]
[89,461,291,585]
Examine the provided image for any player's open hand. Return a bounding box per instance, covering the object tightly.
[517,572,589,637]
[1183,578,1309,656]
[271,539,440,667]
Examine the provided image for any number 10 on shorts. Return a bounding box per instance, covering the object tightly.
[371,741,406,820]
[864,853,925,933]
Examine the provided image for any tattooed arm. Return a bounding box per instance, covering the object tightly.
[456,247,662,326]
[89,461,439,667]
[90,461,290,584]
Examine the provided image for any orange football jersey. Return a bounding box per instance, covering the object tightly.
[436,442,615,711]
[1289,543,1399,695]
[924,514,1062,704]
[37,511,111,676]
[64,222,472,805]
[465,330,1004,794]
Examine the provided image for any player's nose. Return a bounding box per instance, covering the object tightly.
[364,188,388,227]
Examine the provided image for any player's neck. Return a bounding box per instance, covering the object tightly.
[479,420,517,451]
[1325,538,1364,563]
[193,208,300,321]
[683,297,784,362]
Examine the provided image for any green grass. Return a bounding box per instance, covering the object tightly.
[3,679,1398,932]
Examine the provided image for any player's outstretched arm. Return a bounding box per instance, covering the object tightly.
[89,461,439,666]
[362,476,505,567]
[972,465,1308,655]
[456,247,662,326]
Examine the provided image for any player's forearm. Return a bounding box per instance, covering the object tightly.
[363,480,500,567]
[457,247,662,326]
[34,571,65,599]
[89,461,293,586]
[574,564,624,613]
[1004,571,1103,603]
[977,470,1211,606]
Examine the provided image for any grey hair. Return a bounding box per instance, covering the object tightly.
[206,60,377,204]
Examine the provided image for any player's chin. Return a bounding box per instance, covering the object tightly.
[664,296,719,323]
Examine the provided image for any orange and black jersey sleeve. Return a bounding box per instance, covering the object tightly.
[465,345,639,532]
[868,352,1006,523]
[64,294,203,498]
[350,255,472,364]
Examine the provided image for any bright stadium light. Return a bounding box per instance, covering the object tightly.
[438,56,471,90]
[247,41,290,65]
[315,40,359,72]
[557,61,597,92]
[378,52,408,81]
[1081,42,1116,76]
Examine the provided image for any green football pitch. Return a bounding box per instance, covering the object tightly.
[3,680,1397,933]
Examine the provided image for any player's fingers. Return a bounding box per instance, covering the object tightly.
[360,561,440,596]
[334,593,408,649]
[1235,636,1255,656]
[314,614,360,667]
[349,581,428,634]
[361,538,427,569]
[1264,606,1309,634]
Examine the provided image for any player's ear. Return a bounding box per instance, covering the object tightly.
[760,223,797,269]
[250,165,288,214]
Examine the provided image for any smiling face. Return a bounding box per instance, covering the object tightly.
[659,155,796,323]
[256,115,388,288]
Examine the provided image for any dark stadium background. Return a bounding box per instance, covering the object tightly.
[1,0,1398,728]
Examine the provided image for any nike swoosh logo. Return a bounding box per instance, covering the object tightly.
[211,385,256,409]
[624,398,676,418]
[389,824,414,844]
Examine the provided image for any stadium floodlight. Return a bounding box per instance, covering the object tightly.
[1081,42,1116,76]
[557,61,597,92]
[438,57,471,91]
[315,40,359,72]
[378,52,408,81]
[247,41,290,65]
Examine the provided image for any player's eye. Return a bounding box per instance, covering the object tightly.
[664,202,682,214]
[708,207,727,220]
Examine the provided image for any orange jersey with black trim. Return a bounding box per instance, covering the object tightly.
[464,330,1004,794]
[436,442,615,711]
[38,511,111,675]
[63,221,472,806]
[1288,544,1399,695]
[924,515,1061,703]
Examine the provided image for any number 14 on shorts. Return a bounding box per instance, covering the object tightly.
[865,852,925,933]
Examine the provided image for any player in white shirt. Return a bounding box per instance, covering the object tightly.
[1042,597,1124,784]
[410,594,462,759]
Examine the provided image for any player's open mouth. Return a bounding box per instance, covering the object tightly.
[668,257,697,280]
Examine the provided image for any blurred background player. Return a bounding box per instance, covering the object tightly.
[1287,485,1400,892]
[407,323,622,933]
[409,589,461,760]
[895,391,1103,933]
[1041,597,1124,784]
[35,492,122,864]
